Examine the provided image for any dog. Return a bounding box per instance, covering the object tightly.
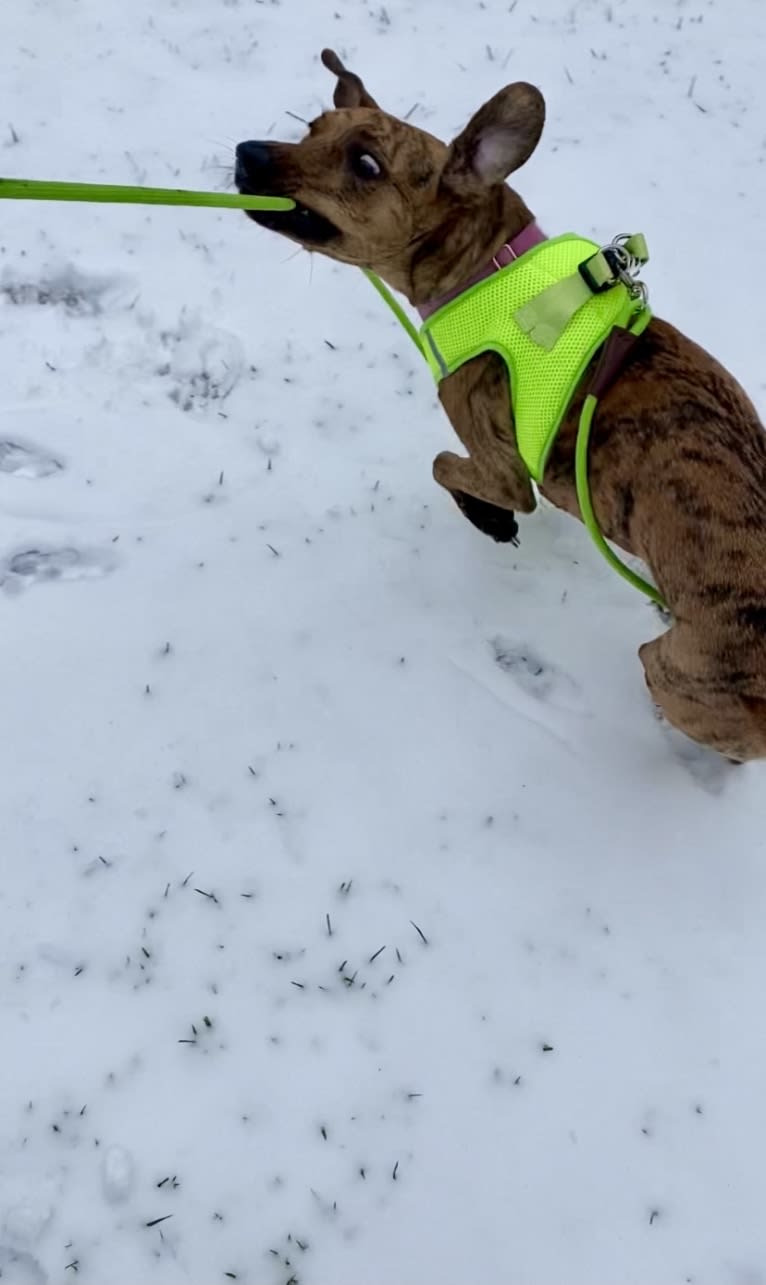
[235,48,766,763]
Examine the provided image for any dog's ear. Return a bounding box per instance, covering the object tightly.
[321,48,380,110]
[441,83,545,191]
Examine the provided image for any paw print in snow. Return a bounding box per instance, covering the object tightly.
[0,440,63,479]
[490,636,584,713]
[0,546,115,593]
[0,1247,48,1284]
[0,264,133,316]
[156,313,245,412]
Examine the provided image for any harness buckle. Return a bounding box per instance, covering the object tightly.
[578,247,623,294]
[579,234,650,305]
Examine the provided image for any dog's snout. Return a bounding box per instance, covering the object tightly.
[235,140,274,185]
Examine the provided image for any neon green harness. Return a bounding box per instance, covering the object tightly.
[421,234,640,482]
[365,232,664,607]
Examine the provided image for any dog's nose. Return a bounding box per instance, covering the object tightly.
[235,140,273,184]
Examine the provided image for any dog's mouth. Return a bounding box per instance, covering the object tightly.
[238,184,340,245]
[248,202,340,244]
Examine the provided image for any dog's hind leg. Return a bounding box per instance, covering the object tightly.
[639,628,766,763]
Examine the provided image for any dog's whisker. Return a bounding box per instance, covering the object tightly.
[286,110,310,126]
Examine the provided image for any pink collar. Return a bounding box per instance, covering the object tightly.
[416,222,547,320]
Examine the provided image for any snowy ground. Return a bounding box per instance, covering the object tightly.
[1,1,766,1282]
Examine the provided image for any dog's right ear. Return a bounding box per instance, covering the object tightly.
[441,82,545,192]
[321,49,380,110]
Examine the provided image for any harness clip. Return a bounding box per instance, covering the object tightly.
[579,234,650,303]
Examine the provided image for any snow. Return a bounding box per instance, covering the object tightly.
[0,1,765,1281]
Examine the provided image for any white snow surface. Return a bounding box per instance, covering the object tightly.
[1,2,766,1282]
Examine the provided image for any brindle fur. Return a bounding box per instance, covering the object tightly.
[236,49,766,762]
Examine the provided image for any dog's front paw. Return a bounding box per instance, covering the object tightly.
[451,490,519,544]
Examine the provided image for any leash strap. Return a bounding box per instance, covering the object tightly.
[0,177,295,211]
[363,269,425,355]
[574,310,666,607]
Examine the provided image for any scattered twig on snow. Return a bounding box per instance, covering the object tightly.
[195,887,220,904]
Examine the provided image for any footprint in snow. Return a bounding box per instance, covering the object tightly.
[1,1198,52,1255]
[0,1178,54,1284]
[0,440,63,479]
[101,1145,135,1204]
[655,709,741,795]
[0,1248,48,1285]
[0,264,133,317]
[490,636,584,713]
[155,313,245,412]
[0,546,115,594]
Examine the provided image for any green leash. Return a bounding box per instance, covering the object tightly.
[0,177,295,211]
[362,268,424,356]
[573,308,663,605]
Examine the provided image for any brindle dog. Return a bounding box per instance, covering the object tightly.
[236,49,766,763]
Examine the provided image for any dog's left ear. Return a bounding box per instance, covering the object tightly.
[321,48,380,110]
[441,83,545,191]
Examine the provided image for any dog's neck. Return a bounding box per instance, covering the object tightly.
[415,220,546,319]
[402,186,541,313]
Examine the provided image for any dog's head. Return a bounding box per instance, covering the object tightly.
[235,49,545,303]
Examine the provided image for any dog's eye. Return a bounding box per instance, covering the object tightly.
[350,149,383,180]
